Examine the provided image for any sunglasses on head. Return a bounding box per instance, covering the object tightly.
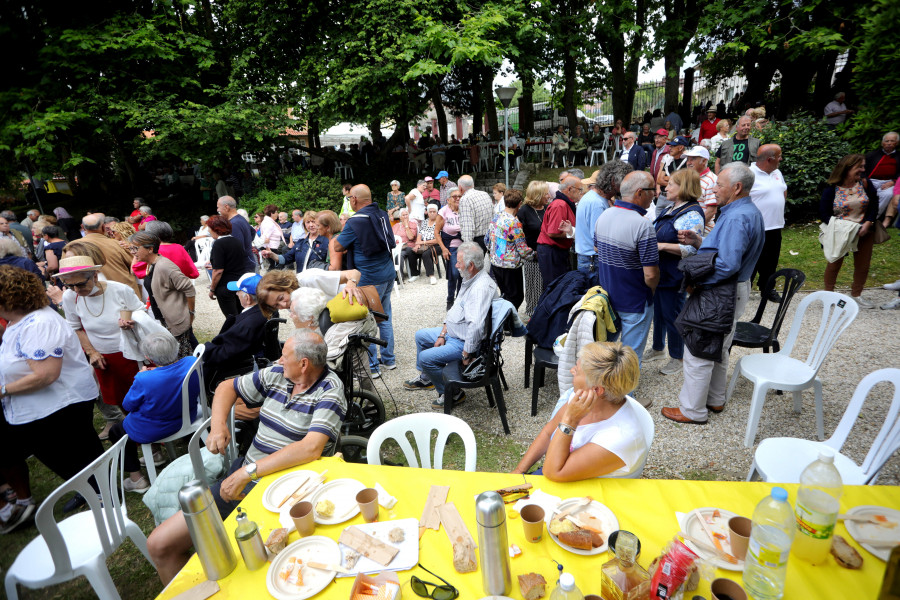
[411,564,458,600]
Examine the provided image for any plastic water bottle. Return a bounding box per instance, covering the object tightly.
[549,572,584,600]
[743,487,795,600]
[792,450,843,564]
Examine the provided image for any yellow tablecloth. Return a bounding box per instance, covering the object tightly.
[157,457,900,599]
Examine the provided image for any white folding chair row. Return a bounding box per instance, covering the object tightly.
[335,162,354,179]
[726,291,859,448]
[748,368,900,485]
[366,413,477,471]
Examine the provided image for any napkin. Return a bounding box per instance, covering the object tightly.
[374,482,397,509]
[512,489,561,516]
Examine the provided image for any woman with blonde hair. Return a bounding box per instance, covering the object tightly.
[315,210,345,271]
[519,180,551,317]
[646,168,706,374]
[512,342,647,480]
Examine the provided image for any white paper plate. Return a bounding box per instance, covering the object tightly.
[545,498,619,555]
[845,505,900,561]
[266,536,341,600]
[683,507,744,571]
[308,478,367,524]
[262,470,318,513]
[336,518,419,577]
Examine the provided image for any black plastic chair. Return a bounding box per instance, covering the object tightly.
[731,268,806,354]
[523,335,559,417]
[441,306,511,434]
[263,317,287,361]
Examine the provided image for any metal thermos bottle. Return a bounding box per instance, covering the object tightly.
[234,507,268,571]
[475,491,512,596]
[177,479,237,581]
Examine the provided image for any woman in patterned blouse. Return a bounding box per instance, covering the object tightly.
[485,189,534,310]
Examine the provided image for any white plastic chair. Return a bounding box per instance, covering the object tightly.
[194,237,214,283]
[334,162,354,179]
[140,345,211,484]
[391,235,404,293]
[366,413,477,471]
[5,436,153,600]
[477,143,492,172]
[747,368,900,484]
[589,137,609,166]
[726,291,859,448]
[188,408,239,488]
[605,396,655,479]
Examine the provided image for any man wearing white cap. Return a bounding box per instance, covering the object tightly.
[202,273,265,388]
[685,146,718,227]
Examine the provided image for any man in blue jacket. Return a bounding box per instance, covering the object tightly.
[620,132,648,172]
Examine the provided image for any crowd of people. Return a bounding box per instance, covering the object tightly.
[0,120,897,591]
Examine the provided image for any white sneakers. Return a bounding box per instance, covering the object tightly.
[408,275,419,283]
[430,276,437,285]
[881,297,900,310]
[884,280,900,291]
[124,476,150,494]
[853,296,876,309]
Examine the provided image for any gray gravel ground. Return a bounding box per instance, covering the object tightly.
[191,273,900,484]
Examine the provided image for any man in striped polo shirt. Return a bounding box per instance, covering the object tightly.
[147,329,345,584]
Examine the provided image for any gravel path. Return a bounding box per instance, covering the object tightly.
[191,273,900,484]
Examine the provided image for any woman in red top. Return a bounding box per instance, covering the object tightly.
[144,221,199,279]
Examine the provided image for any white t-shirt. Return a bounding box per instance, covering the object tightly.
[824,101,848,125]
[551,389,648,477]
[63,280,147,354]
[750,164,788,230]
[1,306,98,424]
[407,189,426,223]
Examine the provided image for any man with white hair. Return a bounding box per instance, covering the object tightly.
[0,215,30,258]
[21,208,40,230]
[457,174,493,253]
[824,92,852,127]
[81,212,143,298]
[749,144,788,299]
[537,175,582,284]
[662,162,764,425]
[202,273,266,388]
[405,242,498,410]
[864,131,899,217]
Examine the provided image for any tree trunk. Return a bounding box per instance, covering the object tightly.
[681,67,695,122]
[430,81,449,142]
[471,71,484,136]
[813,50,838,113]
[481,66,499,138]
[741,54,778,107]
[518,69,535,134]
[309,119,321,149]
[775,56,817,120]
[664,52,681,114]
[562,47,578,130]
[198,0,215,43]
[368,120,382,143]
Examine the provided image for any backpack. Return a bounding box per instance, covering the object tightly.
[526,269,595,348]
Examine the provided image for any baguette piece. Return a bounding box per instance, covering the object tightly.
[831,535,863,569]
[518,572,547,600]
[558,529,593,550]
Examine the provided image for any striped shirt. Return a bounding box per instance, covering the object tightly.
[235,365,346,463]
[594,201,659,314]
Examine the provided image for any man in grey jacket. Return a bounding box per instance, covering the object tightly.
[715,116,759,174]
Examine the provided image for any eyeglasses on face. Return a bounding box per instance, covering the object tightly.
[411,564,458,600]
[62,276,94,289]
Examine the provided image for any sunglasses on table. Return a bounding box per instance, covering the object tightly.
[411,564,459,600]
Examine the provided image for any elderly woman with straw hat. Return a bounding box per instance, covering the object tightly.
[56,255,146,409]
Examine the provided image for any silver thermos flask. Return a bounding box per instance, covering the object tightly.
[178,479,237,581]
[475,491,512,596]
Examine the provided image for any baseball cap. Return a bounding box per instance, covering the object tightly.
[226,273,261,295]
[667,136,691,147]
[436,170,449,179]
[655,128,669,136]
[684,146,710,160]
[424,176,434,182]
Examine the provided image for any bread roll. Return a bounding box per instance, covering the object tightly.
[558,529,593,550]
[831,535,863,569]
[518,572,547,600]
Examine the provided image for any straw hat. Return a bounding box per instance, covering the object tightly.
[54,255,103,278]
[581,170,599,186]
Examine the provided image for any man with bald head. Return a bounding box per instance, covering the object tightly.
[81,212,142,298]
[333,184,397,374]
[749,144,788,298]
[536,175,582,284]
[715,116,759,174]
[216,195,256,271]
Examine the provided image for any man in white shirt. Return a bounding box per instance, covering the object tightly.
[684,146,718,226]
[824,92,853,127]
[749,144,788,299]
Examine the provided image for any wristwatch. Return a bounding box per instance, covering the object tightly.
[244,462,259,481]
[0,384,7,398]
[557,422,575,436]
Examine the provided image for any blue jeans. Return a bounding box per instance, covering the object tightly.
[610,304,654,368]
[368,280,395,369]
[415,327,465,396]
[652,287,686,360]
[445,246,461,305]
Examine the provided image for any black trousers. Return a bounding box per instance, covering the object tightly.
[108,422,141,473]
[537,243,570,287]
[215,288,241,318]
[492,264,525,310]
[752,228,782,291]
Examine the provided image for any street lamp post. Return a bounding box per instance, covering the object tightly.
[495,86,518,190]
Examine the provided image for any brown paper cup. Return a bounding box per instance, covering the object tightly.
[520,504,545,543]
[727,516,751,561]
[290,501,315,536]
[356,488,379,523]
[119,309,133,322]
[711,578,747,600]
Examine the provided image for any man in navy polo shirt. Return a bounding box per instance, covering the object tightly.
[594,171,660,370]
[333,184,396,375]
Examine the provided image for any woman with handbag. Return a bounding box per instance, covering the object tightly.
[820,154,880,309]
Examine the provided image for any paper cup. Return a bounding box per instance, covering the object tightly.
[711,578,747,600]
[290,501,315,536]
[356,488,379,523]
[119,309,133,321]
[520,504,545,543]
[727,516,751,561]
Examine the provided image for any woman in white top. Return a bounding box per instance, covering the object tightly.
[405,179,427,224]
[708,119,731,156]
[58,256,146,409]
[258,204,286,250]
[0,265,101,532]
[512,342,646,480]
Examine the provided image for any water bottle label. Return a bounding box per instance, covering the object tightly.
[748,537,789,568]
[795,502,836,540]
